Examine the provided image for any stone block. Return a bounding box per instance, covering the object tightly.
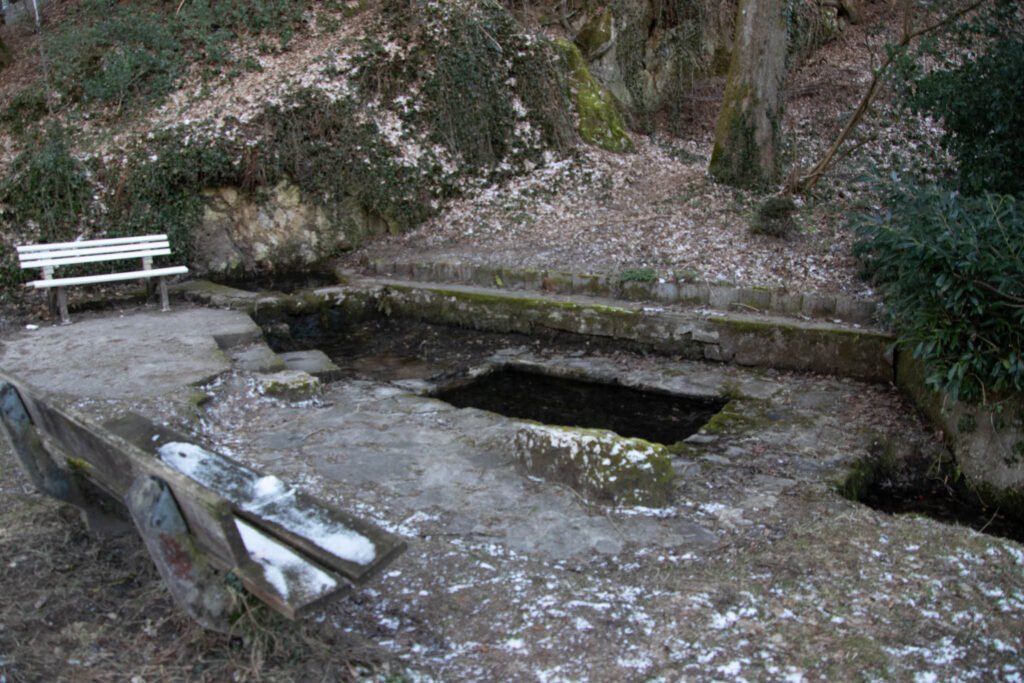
[254,370,322,402]
[708,286,738,310]
[834,297,880,325]
[653,281,680,303]
[512,424,674,506]
[279,350,341,379]
[677,284,708,305]
[801,292,836,319]
[736,288,771,312]
[770,291,803,317]
[230,343,286,373]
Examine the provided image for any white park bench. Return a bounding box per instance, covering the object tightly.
[16,234,189,324]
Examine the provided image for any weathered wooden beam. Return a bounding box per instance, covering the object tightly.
[0,370,250,570]
[105,413,408,587]
[0,380,133,534]
[126,475,241,633]
[0,381,74,501]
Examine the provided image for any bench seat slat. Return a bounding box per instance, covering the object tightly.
[26,265,189,289]
[16,235,170,253]
[20,248,172,270]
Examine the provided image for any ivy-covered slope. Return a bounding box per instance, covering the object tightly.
[0,0,575,293]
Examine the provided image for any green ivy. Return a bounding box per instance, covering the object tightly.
[0,122,94,243]
[354,0,572,177]
[903,37,1024,197]
[853,182,1024,404]
[252,89,440,231]
[9,0,313,120]
[0,86,50,136]
[102,128,243,262]
[45,1,182,110]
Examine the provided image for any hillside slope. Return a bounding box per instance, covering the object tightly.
[0,0,921,315]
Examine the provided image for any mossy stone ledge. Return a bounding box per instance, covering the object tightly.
[512,424,675,506]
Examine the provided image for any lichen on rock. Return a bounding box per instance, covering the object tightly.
[556,39,633,153]
[254,370,322,402]
[512,423,674,506]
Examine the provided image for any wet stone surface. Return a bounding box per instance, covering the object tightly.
[184,345,1022,680]
[5,309,1024,680]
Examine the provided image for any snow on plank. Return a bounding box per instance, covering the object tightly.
[104,414,406,586]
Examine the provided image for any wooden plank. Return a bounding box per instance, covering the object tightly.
[104,414,408,586]
[25,265,189,289]
[230,519,352,619]
[16,234,169,253]
[17,239,170,257]
[17,244,172,265]
[1,371,249,570]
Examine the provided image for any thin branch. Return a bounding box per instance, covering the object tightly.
[970,278,1024,305]
[789,0,991,194]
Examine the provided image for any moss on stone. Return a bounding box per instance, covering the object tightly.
[254,370,322,401]
[512,424,675,506]
[555,39,633,154]
[575,9,614,58]
[694,401,754,436]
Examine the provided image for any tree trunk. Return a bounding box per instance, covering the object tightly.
[708,0,787,190]
[0,36,13,70]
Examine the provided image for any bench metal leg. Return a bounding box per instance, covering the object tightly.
[56,288,70,325]
[158,277,171,312]
[127,476,241,633]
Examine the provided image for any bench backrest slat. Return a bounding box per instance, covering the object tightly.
[17,235,173,271]
[20,247,172,270]
[16,234,169,253]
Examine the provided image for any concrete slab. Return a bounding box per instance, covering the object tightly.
[279,350,341,377]
[0,307,260,399]
[228,342,286,373]
[3,303,1021,680]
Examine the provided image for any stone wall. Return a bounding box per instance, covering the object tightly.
[896,354,1024,497]
[195,181,388,279]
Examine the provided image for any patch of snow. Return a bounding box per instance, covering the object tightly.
[234,517,337,600]
[158,441,377,565]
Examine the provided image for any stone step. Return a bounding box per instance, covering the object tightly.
[279,350,342,380]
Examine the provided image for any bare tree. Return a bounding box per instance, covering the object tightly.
[789,0,993,194]
[708,0,788,190]
[0,35,11,69]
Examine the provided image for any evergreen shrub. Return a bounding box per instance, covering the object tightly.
[904,37,1024,197]
[854,184,1023,404]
